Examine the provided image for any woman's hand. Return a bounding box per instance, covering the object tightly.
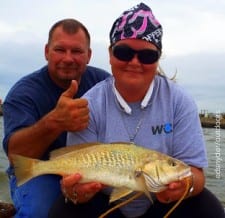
[156,166,205,204]
[61,173,104,204]
[156,180,188,203]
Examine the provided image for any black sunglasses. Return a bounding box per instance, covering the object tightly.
[112,45,160,64]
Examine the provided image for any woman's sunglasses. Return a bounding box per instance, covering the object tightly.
[112,45,160,65]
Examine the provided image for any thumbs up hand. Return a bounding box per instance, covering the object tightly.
[53,80,89,132]
[61,79,79,99]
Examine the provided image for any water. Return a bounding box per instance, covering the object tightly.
[0,116,12,202]
[203,127,225,206]
[0,116,224,206]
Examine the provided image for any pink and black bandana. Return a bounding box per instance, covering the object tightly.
[109,2,163,50]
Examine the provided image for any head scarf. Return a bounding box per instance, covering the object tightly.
[109,2,163,50]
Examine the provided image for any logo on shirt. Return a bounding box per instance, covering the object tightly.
[152,123,173,135]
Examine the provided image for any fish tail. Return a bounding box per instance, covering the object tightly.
[11,154,40,186]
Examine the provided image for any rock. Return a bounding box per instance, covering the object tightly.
[0,201,16,218]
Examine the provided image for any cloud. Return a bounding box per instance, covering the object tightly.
[160,51,225,85]
[0,39,46,99]
[0,0,224,112]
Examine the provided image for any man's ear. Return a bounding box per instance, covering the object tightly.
[44,44,49,61]
[87,48,92,64]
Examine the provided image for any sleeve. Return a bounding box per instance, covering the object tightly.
[172,89,208,168]
[2,82,40,154]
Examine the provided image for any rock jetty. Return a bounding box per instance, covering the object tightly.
[200,117,225,129]
[0,201,16,218]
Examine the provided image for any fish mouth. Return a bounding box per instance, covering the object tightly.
[143,168,192,193]
[178,168,192,180]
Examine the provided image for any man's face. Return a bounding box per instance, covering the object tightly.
[45,26,91,89]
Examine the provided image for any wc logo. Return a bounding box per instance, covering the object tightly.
[152,123,173,135]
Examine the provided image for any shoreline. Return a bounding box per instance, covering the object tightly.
[200,117,225,129]
[0,100,2,116]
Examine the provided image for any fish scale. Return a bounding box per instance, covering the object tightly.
[67,146,140,169]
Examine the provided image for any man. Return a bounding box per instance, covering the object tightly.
[2,18,109,217]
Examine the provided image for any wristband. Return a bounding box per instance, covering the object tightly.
[186,174,194,198]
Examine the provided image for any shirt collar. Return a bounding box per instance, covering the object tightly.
[113,79,154,114]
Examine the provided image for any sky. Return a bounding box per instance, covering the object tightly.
[0,0,225,113]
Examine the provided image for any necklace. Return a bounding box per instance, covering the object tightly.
[112,79,153,143]
[121,106,147,143]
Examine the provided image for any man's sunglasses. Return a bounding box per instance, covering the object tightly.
[112,45,160,64]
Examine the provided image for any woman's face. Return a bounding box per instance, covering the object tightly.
[109,39,160,101]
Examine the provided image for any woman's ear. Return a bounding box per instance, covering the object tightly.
[108,46,113,65]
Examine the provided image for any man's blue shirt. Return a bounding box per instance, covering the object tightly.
[2,65,109,218]
[3,65,109,158]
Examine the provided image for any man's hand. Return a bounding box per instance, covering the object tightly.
[8,80,89,159]
[61,173,104,204]
[53,80,89,132]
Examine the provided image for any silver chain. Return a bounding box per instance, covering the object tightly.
[122,109,147,143]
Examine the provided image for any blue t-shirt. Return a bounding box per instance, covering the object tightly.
[2,65,109,217]
[3,65,109,160]
[67,75,208,217]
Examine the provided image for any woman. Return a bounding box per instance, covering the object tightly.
[49,3,224,218]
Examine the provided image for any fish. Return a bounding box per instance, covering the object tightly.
[11,142,192,203]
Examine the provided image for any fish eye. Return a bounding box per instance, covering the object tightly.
[168,159,177,167]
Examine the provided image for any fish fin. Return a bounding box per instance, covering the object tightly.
[11,154,40,186]
[143,188,154,203]
[50,142,101,159]
[109,187,133,203]
[110,142,137,146]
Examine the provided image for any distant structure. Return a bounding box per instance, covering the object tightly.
[200,109,208,118]
[199,109,225,129]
